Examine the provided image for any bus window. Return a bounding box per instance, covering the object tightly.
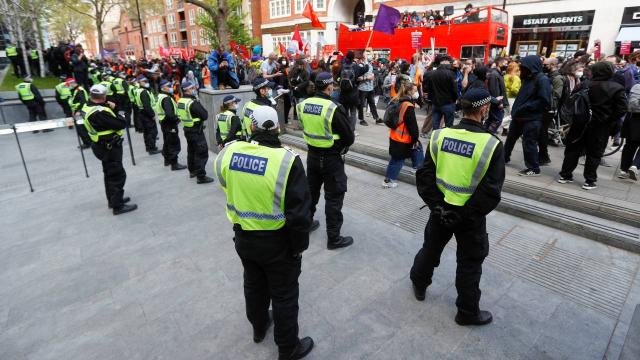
[461,45,485,60]
[372,49,391,61]
[490,46,505,59]
[491,9,508,24]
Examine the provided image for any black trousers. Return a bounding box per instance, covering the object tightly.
[621,140,640,171]
[75,122,91,146]
[26,103,47,122]
[133,109,143,132]
[537,112,554,162]
[234,235,301,352]
[560,123,610,183]
[58,101,72,118]
[410,213,489,314]
[160,122,181,164]
[91,142,126,208]
[140,114,158,151]
[357,90,380,121]
[184,127,209,177]
[504,119,541,170]
[9,57,22,77]
[306,152,347,240]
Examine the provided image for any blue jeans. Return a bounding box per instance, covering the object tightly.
[432,103,456,130]
[385,143,425,181]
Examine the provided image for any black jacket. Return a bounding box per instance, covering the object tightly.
[138,88,155,118]
[584,62,628,127]
[159,91,180,127]
[417,119,505,217]
[70,86,88,113]
[511,55,551,121]
[215,108,242,144]
[423,66,458,107]
[389,98,419,159]
[182,94,209,129]
[233,132,313,255]
[487,68,508,107]
[85,101,127,134]
[20,83,44,106]
[338,60,367,106]
[306,92,355,155]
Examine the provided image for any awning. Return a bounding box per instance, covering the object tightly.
[616,27,640,42]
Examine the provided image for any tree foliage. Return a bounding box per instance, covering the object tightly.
[185,0,254,50]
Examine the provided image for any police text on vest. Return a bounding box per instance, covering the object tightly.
[230,153,269,175]
[441,137,475,158]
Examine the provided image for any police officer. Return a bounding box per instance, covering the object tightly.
[99,72,116,103]
[16,76,50,133]
[215,95,243,148]
[28,46,39,76]
[89,64,101,87]
[112,72,130,115]
[156,80,186,170]
[241,77,278,140]
[82,85,137,215]
[55,75,73,122]
[214,105,314,360]
[5,43,21,78]
[128,77,141,131]
[410,88,505,326]
[177,81,214,184]
[67,78,92,148]
[297,72,355,249]
[135,76,161,155]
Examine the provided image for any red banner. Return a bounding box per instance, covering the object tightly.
[621,41,632,55]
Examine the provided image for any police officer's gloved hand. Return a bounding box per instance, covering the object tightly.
[430,205,444,220]
[440,210,462,229]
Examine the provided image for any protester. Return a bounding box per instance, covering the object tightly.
[208,45,240,89]
[619,82,640,181]
[423,55,458,131]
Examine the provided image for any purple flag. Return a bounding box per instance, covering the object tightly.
[373,4,401,35]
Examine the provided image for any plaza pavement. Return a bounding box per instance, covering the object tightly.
[1,128,639,360]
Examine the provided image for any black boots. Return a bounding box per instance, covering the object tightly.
[171,163,187,171]
[197,176,214,184]
[412,282,426,301]
[253,310,273,343]
[108,197,130,209]
[455,310,493,326]
[147,148,161,155]
[327,236,353,250]
[113,203,138,215]
[278,337,314,360]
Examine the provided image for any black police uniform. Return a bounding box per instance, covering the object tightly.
[55,85,72,118]
[232,131,313,358]
[305,92,355,244]
[138,88,159,153]
[70,86,91,146]
[158,91,182,166]
[114,79,130,114]
[19,83,48,123]
[181,94,209,178]
[410,119,505,318]
[85,101,129,208]
[215,108,243,145]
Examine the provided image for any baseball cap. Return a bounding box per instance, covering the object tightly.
[159,79,172,89]
[250,105,279,131]
[90,84,107,96]
[460,88,492,109]
[64,78,77,86]
[223,95,241,105]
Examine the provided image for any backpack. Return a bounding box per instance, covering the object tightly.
[383,99,411,129]
[560,84,592,140]
[339,63,356,91]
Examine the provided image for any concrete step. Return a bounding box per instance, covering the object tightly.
[620,305,640,360]
[284,128,640,229]
[280,133,640,254]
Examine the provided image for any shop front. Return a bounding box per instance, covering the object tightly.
[510,10,595,58]
[615,6,640,56]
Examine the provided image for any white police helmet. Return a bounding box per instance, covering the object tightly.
[250,106,279,131]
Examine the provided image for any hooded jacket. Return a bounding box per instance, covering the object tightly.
[510,55,551,121]
[582,61,627,126]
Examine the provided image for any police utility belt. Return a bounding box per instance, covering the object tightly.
[98,134,123,150]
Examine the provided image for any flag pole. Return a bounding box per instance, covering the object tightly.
[365,29,375,50]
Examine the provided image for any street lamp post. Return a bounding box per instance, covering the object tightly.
[135,0,146,59]
[502,0,506,9]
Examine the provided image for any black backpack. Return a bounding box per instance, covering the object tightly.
[383,100,402,128]
[560,84,592,140]
[339,63,356,91]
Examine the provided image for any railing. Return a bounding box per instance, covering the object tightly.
[179,20,186,31]
[168,22,176,30]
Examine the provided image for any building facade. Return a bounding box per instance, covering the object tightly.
[258,0,640,58]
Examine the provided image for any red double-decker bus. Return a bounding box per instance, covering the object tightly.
[337,6,509,63]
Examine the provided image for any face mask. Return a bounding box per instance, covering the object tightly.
[142,83,149,88]
[168,89,174,95]
[281,60,287,66]
[411,91,420,100]
[575,71,584,78]
[542,66,551,74]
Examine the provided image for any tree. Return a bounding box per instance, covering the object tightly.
[184,0,231,49]
[48,2,93,44]
[59,0,121,55]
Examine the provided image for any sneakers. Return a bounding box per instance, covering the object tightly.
[629,166,638,181]
[517,168,541,177]
[382,180,398,189]
[557,176,573,184]
[354,131,359,137]
[375,119,384,125]
[359,120,369,126]
[582,182,598,190]
[618,171,630,179]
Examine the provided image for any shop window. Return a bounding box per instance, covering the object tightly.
[516,41,541,57]
[371,49,391,60]
[460,45,485,60]
[553,40,582,59]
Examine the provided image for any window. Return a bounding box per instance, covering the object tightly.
[191,30,197,45]
[315,0,324,10]
[553,40,581,58]
[295,0,304,13]
[166,0,173,9]
[199,29,206,45]
[460,45,485,60]
[272,35,293,53]
[170,32,178,46]
[269,0,291,19]
[189,9,195,25]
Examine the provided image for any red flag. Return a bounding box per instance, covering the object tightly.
[302,1,325,29]
[291,25,303,51]
[278,42,286,55]
[303,42,310,57]
[229,40,250,60]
